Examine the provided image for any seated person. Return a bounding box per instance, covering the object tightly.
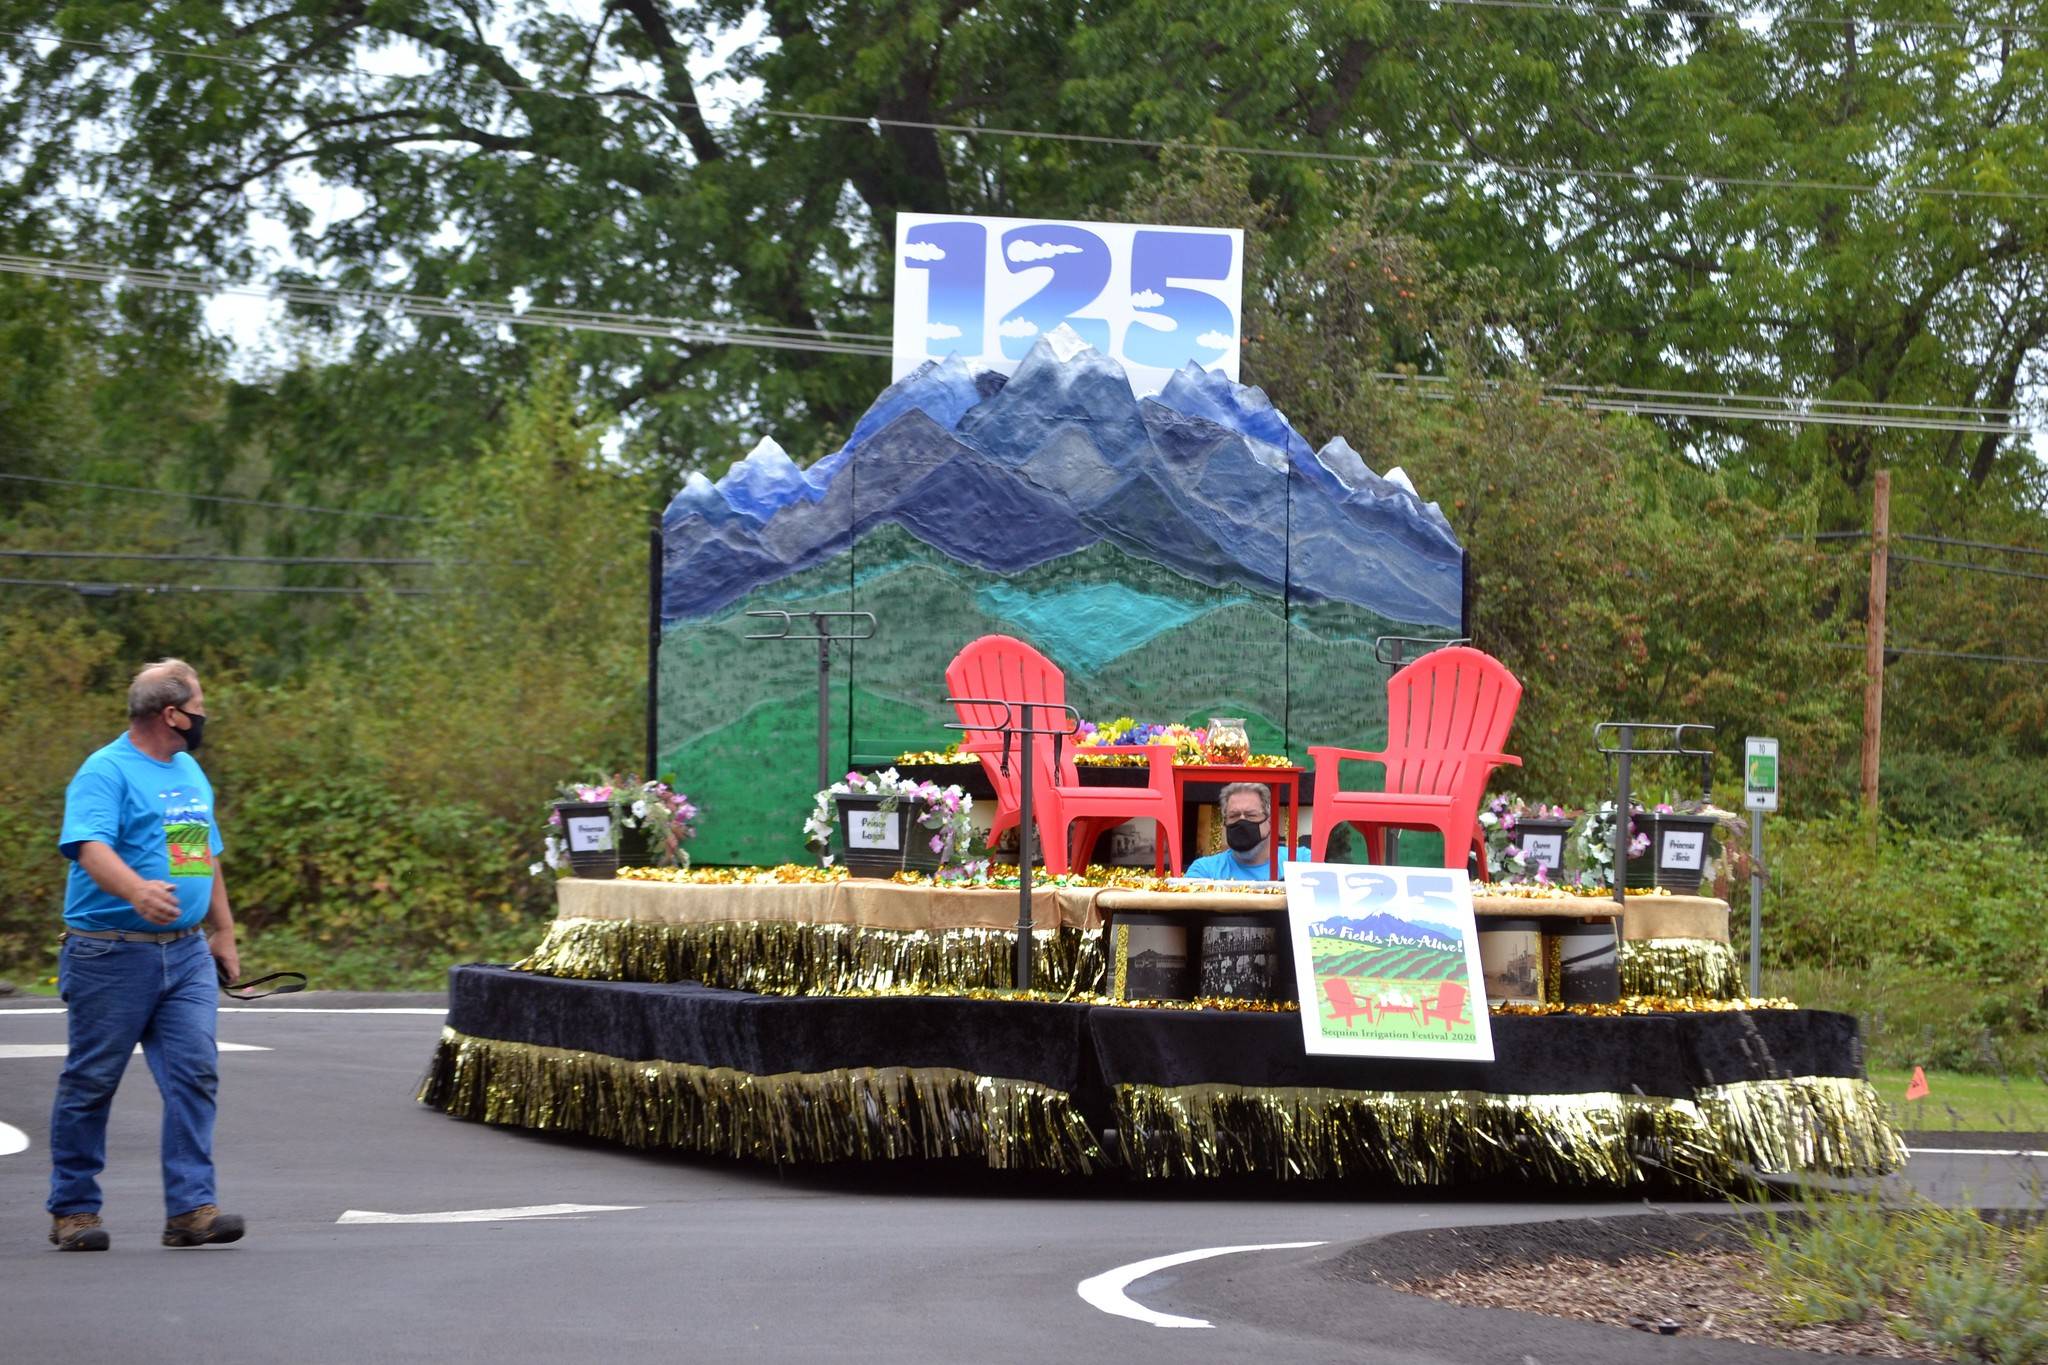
[1183,782,1311,882]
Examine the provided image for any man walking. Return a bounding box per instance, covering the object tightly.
[47,658,244,1251]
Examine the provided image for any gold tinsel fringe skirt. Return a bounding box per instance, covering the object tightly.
[419,1028,1901,1186]
[1619,938,1744,1000]
[517,917,1107,996]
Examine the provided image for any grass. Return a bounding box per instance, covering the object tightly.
[1762,956,2048,1078]
[1867,1067,2048,1134]
[1739,1188,2048,1362]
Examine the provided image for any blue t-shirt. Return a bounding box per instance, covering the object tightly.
[1183,845,1307,883]
[59,734,223,932]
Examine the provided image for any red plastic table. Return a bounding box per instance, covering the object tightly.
[1154,763,1306,879]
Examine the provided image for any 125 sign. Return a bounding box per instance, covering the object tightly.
[892,213,1244,396]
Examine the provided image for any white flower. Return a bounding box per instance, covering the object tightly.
[633,799,648,819]
[529,861,544,876]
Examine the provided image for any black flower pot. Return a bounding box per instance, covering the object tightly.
[1622,812,1717,894]
[833,795,945,878]
[553,800,618,879]
[1511,816,1573,877]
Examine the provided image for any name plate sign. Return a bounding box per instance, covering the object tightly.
[845,809,901,852]
[1660,830,1706,871]
[565,816,612,853]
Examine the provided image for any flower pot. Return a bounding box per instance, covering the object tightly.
[1511,816,1572,877]
[834,794,945,878]
[1624,813,1717,895]
[554,800,618,880]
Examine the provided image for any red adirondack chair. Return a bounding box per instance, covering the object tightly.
[945,635,1184,876]
[1307,646,1523,872]
[1323,977,1374,1027]
[1418,980,1469,1032]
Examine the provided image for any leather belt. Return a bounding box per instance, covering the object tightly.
[64,926,205,944]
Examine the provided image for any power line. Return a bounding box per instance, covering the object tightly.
[0,575,452,596]
[1382,371,2024,421]
[6,28,2048,205]
[1824,640,2048,666]
[0,254,891,358]
[1891,549,2048,584]
[1377,372,2032,434]
[1388,0,2048,41]
[0,470,445,522]
[1901,531,2048,559]
[13,250,2031,435]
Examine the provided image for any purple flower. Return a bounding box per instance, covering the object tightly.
[1629,832,1651,857]
[1505,843,1522,859]
[929,834,945,853]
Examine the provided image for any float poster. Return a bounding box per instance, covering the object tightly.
[1284,864,1495,1061]
[893,212,1243,396]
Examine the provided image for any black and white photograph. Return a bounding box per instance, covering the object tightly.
[1116,917,1191,1001]
[1198,921,1285,1000]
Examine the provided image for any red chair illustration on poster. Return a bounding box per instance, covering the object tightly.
[945,635,1184,876]
[1418,981,1469,1032]
[1323,977,1374,1027]
[1307,646,1523,872]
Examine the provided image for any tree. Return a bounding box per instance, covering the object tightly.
[5,2,2040,505]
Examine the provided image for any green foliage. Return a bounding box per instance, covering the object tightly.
[1747,818,2048,1073]
[1743,1189,2048,1363]
[0,357,645,987]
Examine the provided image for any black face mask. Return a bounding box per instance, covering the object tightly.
[1224,819,1265,853]
[172,707,207,753]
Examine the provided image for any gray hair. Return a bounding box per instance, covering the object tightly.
[128,658,199,719]
[1218,782,1271,820]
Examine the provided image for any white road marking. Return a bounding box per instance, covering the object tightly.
[338,1203,642,1225]
[0,1042,270,1059]
[1078,1242,1326,1328]
[1908,1146,2048,1158]
[0,1120,28,1156]
[1,1007,445,1016]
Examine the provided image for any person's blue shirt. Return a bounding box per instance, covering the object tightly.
[1183,844,1308,883]
[59,733,223,932]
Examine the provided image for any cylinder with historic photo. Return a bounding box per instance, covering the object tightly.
[1477,917,1546,1006]
[1112,913,1193,1002]
[1545,918,1620,1004]
[1196,914,1288,1002]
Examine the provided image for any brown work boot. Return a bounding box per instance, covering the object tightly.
[162,1203,244,1248]
[49,1211,110,1252]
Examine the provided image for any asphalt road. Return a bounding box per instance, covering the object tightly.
[1,995,2039,1364]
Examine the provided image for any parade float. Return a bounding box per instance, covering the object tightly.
[420,215,1898,1188]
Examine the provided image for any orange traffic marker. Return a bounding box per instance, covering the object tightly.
[1904,1066,1929,1101]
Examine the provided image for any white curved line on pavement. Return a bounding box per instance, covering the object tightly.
[0,1120,28,1156]
[1907,1146,2048,1158]
[1078,1241,1326,1328]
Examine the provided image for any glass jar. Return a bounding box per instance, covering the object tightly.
[1206,716,1250,765]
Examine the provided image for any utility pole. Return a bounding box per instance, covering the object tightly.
[1860,470,1891,817]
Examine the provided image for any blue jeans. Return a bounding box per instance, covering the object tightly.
[47,933,220,1219]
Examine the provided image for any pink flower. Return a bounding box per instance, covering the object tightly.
[929,834,945,853]
[1535,863,1550,884]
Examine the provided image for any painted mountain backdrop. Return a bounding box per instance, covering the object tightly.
[659,330,1466,866]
